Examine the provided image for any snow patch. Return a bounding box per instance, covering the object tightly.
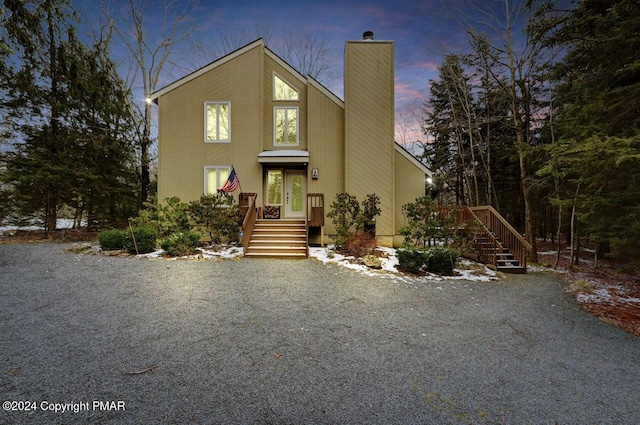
[309,246,500,283]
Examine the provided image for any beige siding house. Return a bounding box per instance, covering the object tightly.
[150,32,432,253]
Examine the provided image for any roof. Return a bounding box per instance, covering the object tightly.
[394,143,432,176]
[149,39,265,102]
[149,38,343,108]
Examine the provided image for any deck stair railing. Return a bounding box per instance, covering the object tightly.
[438,205,531,273]
[240,193,257,253]
[469,205,532,272]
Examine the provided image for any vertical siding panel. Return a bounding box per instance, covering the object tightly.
[157,44,263,204]
[307,81,345,237]
[345,41,395,241]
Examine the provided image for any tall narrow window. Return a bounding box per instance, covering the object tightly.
[205,102,230,143]
[274,74,299,100]
[267,170,282,205]
[274,107,298,146]
[204,166,230,195]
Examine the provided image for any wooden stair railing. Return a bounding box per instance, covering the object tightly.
[240,193,257,254]
[469,206,532,271]
[457,207,504,269]
[438,205,531,272]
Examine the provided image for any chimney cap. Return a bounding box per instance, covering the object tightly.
[362,30,374,40]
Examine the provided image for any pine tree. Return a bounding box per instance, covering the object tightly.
[0,0,139,230]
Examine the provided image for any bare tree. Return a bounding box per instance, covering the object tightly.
[105,0,199,207]
[450,0,547,261]
[185,14,338,87]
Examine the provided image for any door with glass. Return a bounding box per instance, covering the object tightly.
[285,170,305,218]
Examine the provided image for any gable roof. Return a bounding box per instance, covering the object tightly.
[149,38,343,108]
[149,38,265,102]
[394,142,432,176]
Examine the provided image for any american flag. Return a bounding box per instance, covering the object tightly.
[217,167,240,193]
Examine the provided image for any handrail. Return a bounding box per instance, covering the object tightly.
[469,205,532,250]
[469,205,531,269]
[241,193,257,254]
[432,206,501,267]
[461,207,503,268]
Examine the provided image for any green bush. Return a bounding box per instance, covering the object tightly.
[161,230,202,257]
[98,229,126,251]
[188,194,240,244]
[397,246,460,276]
[327,193,381,249]
[425,246,460,276]
[396,249,429,274]
[129,196,191,238]
[123,226,157,254]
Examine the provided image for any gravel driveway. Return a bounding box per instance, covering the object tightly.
[1,242,639,424]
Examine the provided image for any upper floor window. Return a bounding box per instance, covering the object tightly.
[274,107,298,146]
[274,74,299,101]
[205,102,230,143]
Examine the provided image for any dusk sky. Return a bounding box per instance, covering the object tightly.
[86,0,524,146]
[184,0,471,145]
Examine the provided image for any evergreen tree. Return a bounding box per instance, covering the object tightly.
[534,0,640,257]
[0,0,139,230]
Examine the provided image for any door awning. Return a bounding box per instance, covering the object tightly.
[258,150,309,164]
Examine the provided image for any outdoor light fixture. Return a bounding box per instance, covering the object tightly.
[426,177,433,185]
[145,97,153,104]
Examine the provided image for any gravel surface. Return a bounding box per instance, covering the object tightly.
[1,242,639,424]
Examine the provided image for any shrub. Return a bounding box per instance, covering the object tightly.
[425,246,460,276]
[129,196,191,238]
[400,196,459,248]
[396,246,461,276]
[188,194,241,244]
[123,226,157,254]
[327,193,360,247]
[98,229,126,251]
[396,248,429,274]
[161,230,202,257]
[327,193,381,249]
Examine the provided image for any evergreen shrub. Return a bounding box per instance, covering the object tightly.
[425,246,461,276]
[396,246,461,276]
[396,249,428,274]
[98,229,126,251]
[161,230,202,257]
[123,226,157,254]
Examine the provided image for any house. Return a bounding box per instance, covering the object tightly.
[149,31,432,256]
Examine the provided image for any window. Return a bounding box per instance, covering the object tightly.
[204,166,230,195]
[274,107,298,146]
[267,170,282,205]
[205,102,230,143]
[274,74,299,100]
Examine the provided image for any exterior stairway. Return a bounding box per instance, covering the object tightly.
[244,219,307,259]
[473,230,526,274]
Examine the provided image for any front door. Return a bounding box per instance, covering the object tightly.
[285,170,305,218]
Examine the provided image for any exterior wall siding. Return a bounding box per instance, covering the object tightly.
[307,81,345,239]
[344,40,395,243]
[154,38,430,249]
[394,149,427,246]
[157,44,264,205]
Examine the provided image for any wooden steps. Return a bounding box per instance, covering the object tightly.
[473,232,526,273]
[244,219,307,259]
